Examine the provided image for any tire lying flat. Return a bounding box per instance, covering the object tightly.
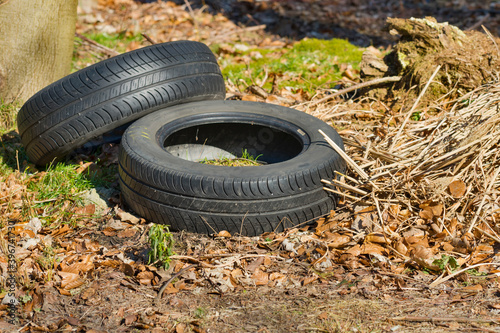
[119,100,346,236]
[17,40,226,166]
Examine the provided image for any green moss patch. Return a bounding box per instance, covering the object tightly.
[73,32,143,72]
[217,38,364,94]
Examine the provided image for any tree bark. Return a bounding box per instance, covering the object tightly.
[0,0,78,102]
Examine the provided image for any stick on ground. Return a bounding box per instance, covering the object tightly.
[309,76,401,106]
[155,264,198,304]
[389,65,441,152]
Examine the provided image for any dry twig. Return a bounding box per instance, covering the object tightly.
[391,316,500,324]
[155,264,197,303]
[75,32,120,57]
[308,76,401,106]
[390,65,441,152]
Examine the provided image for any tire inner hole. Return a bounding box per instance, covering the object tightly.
[163,123,303,165]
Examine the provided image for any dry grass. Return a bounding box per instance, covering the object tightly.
[199,150,264,167]
[299,74,500,279]
[0,101,19,134]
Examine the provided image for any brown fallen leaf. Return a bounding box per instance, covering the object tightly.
[61,262,94,274]
[360,242,387,256]
[314,218,329,235]
[263,256,272,266]
[318,312,329,320]
[137,271,154,281]
[252,268,269,286]
[246,256,264,274]
[411,244,433,260]
[73,204,95,217]
[117,228,137,238]
[269,272,287,283]
[216,230,231,238]
[116,209,141,224]
[51,224,72,238]
[404,234,429,248]
[419,207,434,220]
[459,284,483,293]
[76,161,94,174]
[394,240,408,255]
[99,260,122,268]
[430,203,443,216]
[346,244,362,256]
[326,233,351,248]
[419,202,443,219]
[163,283,179,294]
[120,279,137,291]
[265,94,294,106]
[81,287,96,300]
[241,94,263,102]
[19,229,36,238]
[442,242,454,252]
[365,233,389,244]
[246,85,268,99]
[67,316,81,326]
[174,280,188,290]
[302,275,318,286]
[448,180,466,198]
[120,263,135,277]
[230,268,243,282]
[56,287,72,296]
[124,314,137,325]
[102,227,117,236]
[343,67,356,80]
[59,271,85,290]
[192,325,207,333]
[176,323,187,333]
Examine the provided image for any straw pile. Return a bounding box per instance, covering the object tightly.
[301,68,500,283]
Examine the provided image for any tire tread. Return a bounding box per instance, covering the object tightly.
[18,41,225,165]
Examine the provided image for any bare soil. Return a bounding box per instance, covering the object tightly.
[14,230,500,333]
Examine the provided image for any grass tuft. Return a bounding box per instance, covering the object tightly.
[200,149,263,166]
[148,224,175,269]
[0,100,20,135]
[27,163,92,206]
[219,38,363,94]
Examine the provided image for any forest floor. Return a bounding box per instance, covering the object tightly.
[1,0,500,332]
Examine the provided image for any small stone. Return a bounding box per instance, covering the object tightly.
[79,188,110,214]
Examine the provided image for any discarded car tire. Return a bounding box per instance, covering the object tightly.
[119,100,346,236]
[17,40,226,166]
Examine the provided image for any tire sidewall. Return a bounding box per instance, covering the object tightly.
[121,100,344,183]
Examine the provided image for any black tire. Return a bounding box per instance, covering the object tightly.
[119,100,346,236]
[17,40,225,166]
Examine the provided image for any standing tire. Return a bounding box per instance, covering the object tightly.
[17,40,225,166]
[119,100,346,236]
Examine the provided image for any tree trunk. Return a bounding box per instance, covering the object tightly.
[0,0,78,102]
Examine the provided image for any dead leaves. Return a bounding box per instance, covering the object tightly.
[0,170,155,308]
[216,230,231,238]
[448,179,467,198]
[419,202,443,220]
[58,271,85,294]
[116,209,141,224]
[251,269,269,286]
[327,233,351,249]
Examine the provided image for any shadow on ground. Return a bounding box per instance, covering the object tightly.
[138,0,500,47]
